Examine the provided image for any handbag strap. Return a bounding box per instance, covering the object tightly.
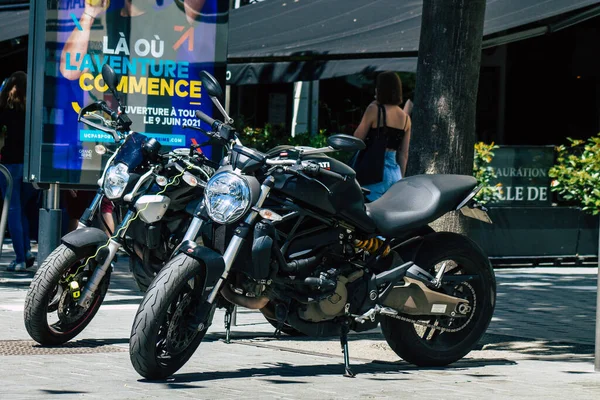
[377,104,387,137]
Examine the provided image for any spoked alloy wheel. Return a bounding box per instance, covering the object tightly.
[24,245,110,345]
[130,254,209,380]
[381,232,496,367]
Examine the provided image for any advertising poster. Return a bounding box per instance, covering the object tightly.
[33,0,229,185]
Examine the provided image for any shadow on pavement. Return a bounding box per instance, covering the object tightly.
[29,338,131,349]
[39,389,90,395]
[143,357,516,386]
[476,333,594,363]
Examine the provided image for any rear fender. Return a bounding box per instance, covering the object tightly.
[392,225,436,263]
[61,227,109,257]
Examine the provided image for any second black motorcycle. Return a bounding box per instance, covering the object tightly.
[24,65,216,345]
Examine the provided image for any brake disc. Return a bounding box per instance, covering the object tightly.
[57,289,87,325]
[166,293,198,355]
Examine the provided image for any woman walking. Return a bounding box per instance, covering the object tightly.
[0,72,37,271]
[353,71,412,201]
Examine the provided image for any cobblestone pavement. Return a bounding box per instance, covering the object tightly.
[0,246,598,399]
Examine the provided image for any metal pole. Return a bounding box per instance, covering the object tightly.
[46,183,60,209]
[37,183,61,266]
[595,221,600,372]
[0,165,13,260]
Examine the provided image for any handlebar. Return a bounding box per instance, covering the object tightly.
[78,101,131,142]
[300,161,346,181]
[314,166,346,181]
[271,160,346,184]
[195,110,218,130]
[99,102,119,121]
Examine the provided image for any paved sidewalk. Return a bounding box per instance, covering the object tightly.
[0,246,599,399]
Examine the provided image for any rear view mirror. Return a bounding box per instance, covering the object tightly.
[199,70,224,99]
[102,64,119,93]
[327,134,366,152]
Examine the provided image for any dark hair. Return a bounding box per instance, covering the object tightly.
[376,71,403,105]
[0,71,27,111]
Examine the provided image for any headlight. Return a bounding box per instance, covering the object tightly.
[104,163,130,200]
[204,172,251,224]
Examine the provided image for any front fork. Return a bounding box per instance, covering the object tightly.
[172,204,206,256]
[76,209,135,308]
[195,176,275,331]
[77,190,104,230]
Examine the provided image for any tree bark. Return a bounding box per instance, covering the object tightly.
[407,0,486,233]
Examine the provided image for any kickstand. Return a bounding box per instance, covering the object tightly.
[224,305,234,344]
[273,303,289,339]
[340,321,355,378]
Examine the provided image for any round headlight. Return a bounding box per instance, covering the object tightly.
[104,163,130,200]
[204,172,251,224]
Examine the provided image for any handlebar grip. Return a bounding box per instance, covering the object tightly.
[195,110,217,129]
[100,102,118,121]
[319,167,346,181]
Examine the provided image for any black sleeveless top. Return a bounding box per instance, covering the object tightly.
[367,104,408,150]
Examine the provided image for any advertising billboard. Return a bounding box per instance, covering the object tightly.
[26,0,229,186]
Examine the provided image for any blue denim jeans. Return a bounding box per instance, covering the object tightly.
[0,164,36,263]
[363,151,402,202]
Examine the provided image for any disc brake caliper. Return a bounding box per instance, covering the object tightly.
[69,281,81,300]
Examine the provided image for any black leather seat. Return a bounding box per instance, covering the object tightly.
[365,174,478,237]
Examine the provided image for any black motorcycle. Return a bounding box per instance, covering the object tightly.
[24,65,216,345]
[129,72,496,380]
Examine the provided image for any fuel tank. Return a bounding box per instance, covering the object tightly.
[273,154,376,233]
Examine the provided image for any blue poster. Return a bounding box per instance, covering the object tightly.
[38,0,229,184]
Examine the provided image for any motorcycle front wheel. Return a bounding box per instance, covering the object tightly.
[24,244,110,345]
[129,253,208,380]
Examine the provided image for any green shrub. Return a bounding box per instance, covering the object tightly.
[473,142,503,205]
[239,125,353,164]
[549,135,600,215]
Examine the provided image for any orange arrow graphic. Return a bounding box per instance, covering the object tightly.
[174,26,194,52]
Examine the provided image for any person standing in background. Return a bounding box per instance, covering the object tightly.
[0,72,37,271]
[353,72,412,201]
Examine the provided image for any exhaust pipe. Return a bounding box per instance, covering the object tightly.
[221,284,269,310]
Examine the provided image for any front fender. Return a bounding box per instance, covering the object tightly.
[61,227,109,257]
[179,240,225,292]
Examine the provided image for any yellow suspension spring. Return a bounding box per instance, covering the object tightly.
[354,237,390,257]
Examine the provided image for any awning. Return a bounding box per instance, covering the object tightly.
[227,0,600,85]
[227,57,419,86]
[3,1,599,83]
[0,8,29,43]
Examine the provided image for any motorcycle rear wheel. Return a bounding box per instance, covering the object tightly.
[129,254,208,380]
[381,232,496,367]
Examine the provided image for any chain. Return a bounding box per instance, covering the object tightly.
[383,282,477,334]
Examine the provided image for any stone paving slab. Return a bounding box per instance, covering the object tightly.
[1,248,599,399]
[0,336,598,400]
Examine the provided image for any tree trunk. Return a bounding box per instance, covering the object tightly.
[407,0,486,234]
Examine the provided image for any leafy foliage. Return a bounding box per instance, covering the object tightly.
[549,135,600,215]
[238,123,505,194]
[473,142,503,204]
[238,123,353,164]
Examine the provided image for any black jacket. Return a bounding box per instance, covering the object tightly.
[0,107,26,164]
